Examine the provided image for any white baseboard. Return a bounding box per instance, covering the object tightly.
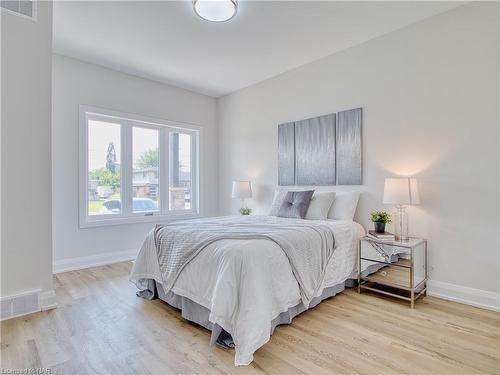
[1,289,57,321]
[428,280,500,312]
[39,290,58,311]
[53,249,138,274]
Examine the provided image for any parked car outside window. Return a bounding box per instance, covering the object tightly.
[100,198,158,214]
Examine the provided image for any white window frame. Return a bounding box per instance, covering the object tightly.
[79,105,201,228]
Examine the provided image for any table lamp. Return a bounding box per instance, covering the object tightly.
[232,181,252,215]
[383,177,420,241]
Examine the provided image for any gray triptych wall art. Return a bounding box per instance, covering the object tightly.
[277,122,295,186]
[278,108,362,186]
[295,113,337,185]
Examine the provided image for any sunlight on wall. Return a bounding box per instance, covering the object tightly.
[378,142,453,177]
[246,168,263,179]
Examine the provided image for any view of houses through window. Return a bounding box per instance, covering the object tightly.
[170,132,192,210]
[88,120,122,215]
[84,110,197,225]
[132,127,160,213]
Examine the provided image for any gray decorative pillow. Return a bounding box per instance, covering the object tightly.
[277,190,315,219]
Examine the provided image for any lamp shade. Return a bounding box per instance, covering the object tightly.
[232,181,252,199]
[383,178,420,205]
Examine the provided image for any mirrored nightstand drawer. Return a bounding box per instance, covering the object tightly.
[360,239,410,264]
[360,259,411,289]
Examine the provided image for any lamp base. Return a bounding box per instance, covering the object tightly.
[394,205,409,242]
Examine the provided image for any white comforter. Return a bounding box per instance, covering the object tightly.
[130,217,365,366]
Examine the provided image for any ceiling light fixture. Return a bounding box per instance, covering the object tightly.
[193,0,238,23]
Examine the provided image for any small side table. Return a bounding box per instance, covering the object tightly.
[358,236,427,308]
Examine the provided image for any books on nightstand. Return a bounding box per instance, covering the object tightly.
[368,230,395,241]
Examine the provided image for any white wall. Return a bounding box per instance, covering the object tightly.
[52,54,217,269]
[1,2,54,302]
[217,3,500,300]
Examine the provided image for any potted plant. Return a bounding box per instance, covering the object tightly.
[370,211,392,233]
[239,207,252,216]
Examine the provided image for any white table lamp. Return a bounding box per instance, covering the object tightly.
[232,181,252,215]
[383,177,420,241]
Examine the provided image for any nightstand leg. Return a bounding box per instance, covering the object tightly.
[357,239,361,294]
[411,290,415,309]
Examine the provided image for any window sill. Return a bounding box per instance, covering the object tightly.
[79,211,201,229]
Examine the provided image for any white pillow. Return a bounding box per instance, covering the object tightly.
[305,192,336,220]
[327,191,361,220]
[269,189,288,216]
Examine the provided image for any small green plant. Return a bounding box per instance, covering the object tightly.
[239,207,252,216]
[370,211,392,224]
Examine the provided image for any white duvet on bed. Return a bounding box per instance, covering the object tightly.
[131,217,365,366]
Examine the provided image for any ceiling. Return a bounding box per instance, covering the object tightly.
[53,1,462,97]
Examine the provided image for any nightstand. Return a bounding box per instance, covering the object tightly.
[358,236,427,308]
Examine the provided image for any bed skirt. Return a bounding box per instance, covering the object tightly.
[153,279,357,347]
[136,260,389,348]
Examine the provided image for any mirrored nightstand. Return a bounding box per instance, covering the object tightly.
[358,236,427,308]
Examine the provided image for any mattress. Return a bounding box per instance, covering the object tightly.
[168,219,366,317]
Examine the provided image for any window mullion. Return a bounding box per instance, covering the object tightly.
[121,123,133,216]
[160,128,170,214]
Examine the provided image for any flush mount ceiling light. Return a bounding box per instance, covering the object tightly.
[193,0,238,22]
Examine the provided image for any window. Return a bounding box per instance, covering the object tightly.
[87,120,121,216]
[170,132,193,210]
[80,106,199,227]
[132,127,160,213]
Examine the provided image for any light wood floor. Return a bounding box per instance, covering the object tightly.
[1,262,499,374]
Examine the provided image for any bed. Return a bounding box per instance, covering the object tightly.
[130,213,371,366]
